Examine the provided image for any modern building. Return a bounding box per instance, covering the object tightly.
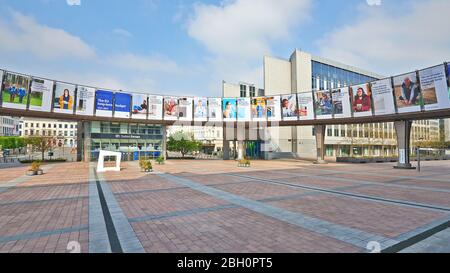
[0,116,20,136]
[20,117,78,148]
[224,49,442,159]
[84,121,164,161]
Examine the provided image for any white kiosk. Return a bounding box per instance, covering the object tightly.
[97,150,122,172]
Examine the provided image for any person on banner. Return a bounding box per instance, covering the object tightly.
[165,99,177,116]
[59,89,73,110]
[282,98,295,117]
[18,86,27,104]
[195,99,207,118]
[133,99,147,113]
[352,87,371,112]
[8,84,17,102]
[399,77,420,106]
[256,100,264,118]
[223,101,235,119]
[319,93,333,114]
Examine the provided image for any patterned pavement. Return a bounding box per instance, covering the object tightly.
[0,159,449,253]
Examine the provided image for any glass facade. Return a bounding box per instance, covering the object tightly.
[90,121,164,161]
[311,61,377,91]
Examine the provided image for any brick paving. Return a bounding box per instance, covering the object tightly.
[0,159,449,253]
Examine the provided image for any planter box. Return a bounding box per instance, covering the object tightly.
[238,163,251,167]
[141,168,153,173]
[26,170,37,176]
[37,170,44,175]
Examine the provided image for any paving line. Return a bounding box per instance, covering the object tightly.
[0,225,88,244]
[88,164,112,253]
[0,195,88,207]
[158,173,397,252]
[0,164,56,193]
[96,172,145,253]
[228,173,450,212]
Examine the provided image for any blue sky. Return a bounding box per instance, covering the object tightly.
[0,0,449,96]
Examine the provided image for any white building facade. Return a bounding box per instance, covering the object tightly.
[20,117,78,148]
[0,116,20,136]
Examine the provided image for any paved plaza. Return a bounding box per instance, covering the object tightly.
[0,159,449,253]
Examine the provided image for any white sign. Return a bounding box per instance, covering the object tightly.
[148,95,163,120]
[178,97,193,121]
[419,64,450,111]
[371,78,396,116]
[266,96,281,121]
[297,92,315,120]
[76,86,95,116]
[193,97,208,121]
[208,98,222,121]
[237,97,251,121]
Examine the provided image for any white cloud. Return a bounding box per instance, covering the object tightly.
[317,0,450,75]
[106,53,181,74]
[66,0,81,6]
[0,10,95,60]
[187,0,311,59]
[113,28,133,38]
[186,0,311,92]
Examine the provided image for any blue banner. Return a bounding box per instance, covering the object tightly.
[95,90,114,111]
[114,92,131,113]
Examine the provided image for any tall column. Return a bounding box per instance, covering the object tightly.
[237,141,245,160]
[77,121,91,162]
[314,124,327,164]
[162,125,167,160]
[394,120,415,169]
[222,125,230,160]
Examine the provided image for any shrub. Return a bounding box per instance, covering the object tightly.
[30,161,42,172]
[156,155,165,165]
[139,158,153,172]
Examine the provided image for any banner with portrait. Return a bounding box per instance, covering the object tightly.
[266,96,281,121]
[131,93,148,119]
[251,97,267,121]
[331,87,352,118]
[76,86,95,116]
[114,92,131,118]
[164,96,178,120]
[314,90,333,119]
[29,78,53,112]
[350,83,373,117]
[222,98,237,122]
[281,94,298,121]
[53,82,76,114]
[237,97,251,121]
[1,72,30,110]
[371,78,396,116]
[208,98,222,121]
[393,72,422,113]
[148,95,163,120]
[297,92,314,120]
[193,97,208,121]
[419,64,450,111]
[95,90,114,117]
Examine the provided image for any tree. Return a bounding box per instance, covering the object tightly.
[167,131,202,158]
[26,136,55,161]
[0,136,26,152]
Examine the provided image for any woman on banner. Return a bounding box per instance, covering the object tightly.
[352,87,371,112]
[59,89,73,110]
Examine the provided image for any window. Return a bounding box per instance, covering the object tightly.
[65,124,68,129]
[59,124,62,129]
[327,128,333,137]
[249,86,256,97]
[240,85,247,97]
[334,129,340,137]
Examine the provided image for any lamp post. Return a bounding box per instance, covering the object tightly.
[417,137,424,172]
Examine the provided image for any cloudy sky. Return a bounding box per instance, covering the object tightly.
[0,0,449,96]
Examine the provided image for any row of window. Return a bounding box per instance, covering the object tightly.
[240,85,264,98]
[24,122,77,129]
[91,122,163,135]
[23,129,76,137]
[312,61,377,91]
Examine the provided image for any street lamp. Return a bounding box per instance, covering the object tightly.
[417,137,424,172]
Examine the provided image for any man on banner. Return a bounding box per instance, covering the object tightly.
[399,77,420,105]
